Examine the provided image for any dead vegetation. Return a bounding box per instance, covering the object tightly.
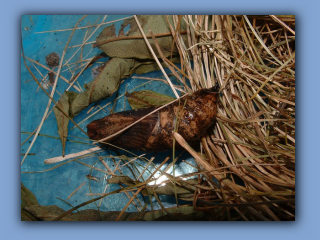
[21,15,295,221]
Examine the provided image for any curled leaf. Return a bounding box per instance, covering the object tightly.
[21,182,39,209]
[95,15,187,59]
[53,92,69,157]
[126,90,175,109]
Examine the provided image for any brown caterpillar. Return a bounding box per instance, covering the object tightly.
[87,87,218,152]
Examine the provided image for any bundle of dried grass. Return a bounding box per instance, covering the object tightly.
[163,15,295,220]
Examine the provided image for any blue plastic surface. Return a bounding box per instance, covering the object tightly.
[21,15,197,212]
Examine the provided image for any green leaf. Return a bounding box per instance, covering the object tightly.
[95,15,187,59]
[25,205,66,221]
[21,182,40,221]
[127,90,175,109]
[21,182,39,209]
[21,209,38,221]
[53,92,70,157]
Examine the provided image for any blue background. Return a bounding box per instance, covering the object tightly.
[20,14,194,212]
[1,0,319,239]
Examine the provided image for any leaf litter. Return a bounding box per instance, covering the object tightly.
[21,15,295,221]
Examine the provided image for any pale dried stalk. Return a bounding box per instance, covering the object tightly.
[63,15,108,70]
[34,16,133,34]
[21,16,87,165]
[270,15,295,35]
[70,80,156,130]
[173,132,249,200]
[133,15,179,99]
[24,56,81,92]
[67,182,86,200]
[93,94,187,143]
[116,188,143,221]
[44,146,102,164]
